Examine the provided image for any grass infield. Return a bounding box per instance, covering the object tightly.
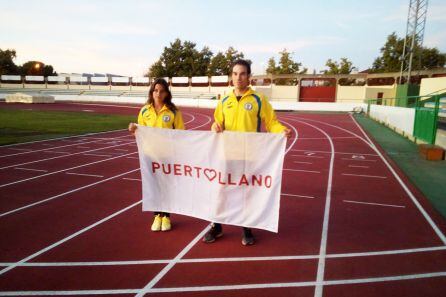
[0,108,135,145]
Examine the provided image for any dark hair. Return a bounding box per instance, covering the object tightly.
[231,59,251,76]
[147,78,177,112]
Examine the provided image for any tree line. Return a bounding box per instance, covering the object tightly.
[0,49,56,76]
[1,32,444,78]
[146,33,445,77]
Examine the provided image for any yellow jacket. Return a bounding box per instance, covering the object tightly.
[214,88,285,133]
[137,104,185,130]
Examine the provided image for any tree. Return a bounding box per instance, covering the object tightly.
[371,32,446,73]
[208,46,248,76]
[266,49,306,85]
[266,57,279,75]
[324,58,357,74]
[148,39,214,77]
[19,61,56,76]
[207,52,227,76]
[266,49,306,75]
[0,48,19,75]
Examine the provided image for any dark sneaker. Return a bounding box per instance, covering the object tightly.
[242,228,255,246]
[203,224,223,243]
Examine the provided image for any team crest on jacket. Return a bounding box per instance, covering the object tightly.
[244,102,253,110]
[162,115,171,122]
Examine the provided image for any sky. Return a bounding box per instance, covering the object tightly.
[1,0,445,77]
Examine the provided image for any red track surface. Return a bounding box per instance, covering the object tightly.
[1,102,446,296]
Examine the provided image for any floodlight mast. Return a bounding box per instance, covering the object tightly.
[399,0,428,84]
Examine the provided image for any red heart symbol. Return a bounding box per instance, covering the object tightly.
[204,168,217,181]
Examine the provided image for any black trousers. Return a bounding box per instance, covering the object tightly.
[154,212,170,217]
[213,223,250,232]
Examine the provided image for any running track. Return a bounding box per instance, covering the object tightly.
[0,102,446,296]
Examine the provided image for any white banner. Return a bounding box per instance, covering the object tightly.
[135,126,286,232]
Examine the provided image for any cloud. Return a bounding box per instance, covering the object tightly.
[424,31,446,48]
[210,36,344,55]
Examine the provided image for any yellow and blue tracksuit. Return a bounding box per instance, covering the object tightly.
[214,88,286,133]
[212,88,286,233]
[138,104,185,130]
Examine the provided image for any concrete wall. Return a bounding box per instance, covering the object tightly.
[23,84,45,89]
[0,83,23,88]
[188,86,210,93]
[420,77,446,96]
[336,86,365,103]
[210,86,231,98]
[365,85,396,100]
[253,86,272,99]
[0,93,367,112]
[271,86,298,101]
[369,104,415,137]
[67,85,90,90]
[171,86,190,93]
[47,84,69,89]
[131,86,150,92]
[90,85,111,90]
[111,85,132,91]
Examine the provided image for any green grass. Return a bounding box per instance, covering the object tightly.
[0,108,135,145]
[354,114,446,219]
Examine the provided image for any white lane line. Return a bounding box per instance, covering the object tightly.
[283,118,335,297]
[42,151,70,154]
[0,168,139,218]
[135,117,299,297]
[0,137,133,170]
[8,148,33,151]
[122,178,141,181]
[14,168,48,173]
[290,149,378,156]
[0,200,141,277]
[135,226,211,297]
[2,245,446,267]
[187,112,213,130]
[149,271,446,293]
[285,116,373,147]
[284,168,321,174]
[293,161,313,164]
[0,151,137,188]
[0,113,203,216]
[0,135,127,159]
[343,200,406,208]
[43,151,71,154]
[348,165,369,168]
[341,158,377,162]
[277,119,299,154]
[182,112,195,125]
[289,114,446,245]
[5,271,444,295]
[79,137,133,142]
[350,114,446,244]
[342,173,387,179]
[83,153,112,158]
[291,154,324,159]
[66,172,104,178]
[297,136,357,140]
[126,156,139,159]
[282,193,315,199]
[0,129,127,148]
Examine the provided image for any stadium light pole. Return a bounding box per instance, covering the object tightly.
[399,0,429,85]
